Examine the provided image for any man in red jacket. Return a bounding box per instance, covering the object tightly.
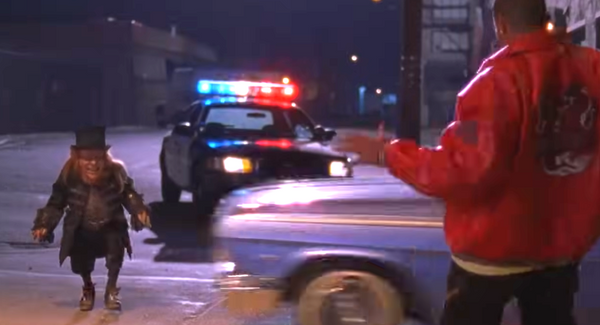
[339,0,600,324]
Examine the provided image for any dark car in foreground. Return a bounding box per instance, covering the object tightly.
[212,177,600,325]
[159,81,353,211]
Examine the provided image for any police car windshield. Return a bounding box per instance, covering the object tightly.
[201,105,314,138]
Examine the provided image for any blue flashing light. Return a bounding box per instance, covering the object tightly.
[204,96,242,106]
[198,82,210,93]
[206,140,249,149]
[198,80,250,96]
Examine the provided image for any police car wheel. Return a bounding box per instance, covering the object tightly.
[161,172,181,204]
[191,186,202,206]
[296,270,405,325]
[160,153,181,204]
[192,186,217,215]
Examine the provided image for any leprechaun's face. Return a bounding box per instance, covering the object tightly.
[75,149,108,184]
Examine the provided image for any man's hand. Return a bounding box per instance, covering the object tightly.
[336,133,386,165]
[32,228,48,242]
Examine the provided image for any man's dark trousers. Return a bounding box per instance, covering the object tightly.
[440,261,579,325]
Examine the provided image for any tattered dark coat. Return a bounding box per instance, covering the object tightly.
[33,163,147,265]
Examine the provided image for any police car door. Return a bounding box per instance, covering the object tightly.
[176,103,204,189]
[166,103,201,187]
[163,104,191,184]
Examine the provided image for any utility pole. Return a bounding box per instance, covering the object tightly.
[398,0,423,143]
[585,0,598,48]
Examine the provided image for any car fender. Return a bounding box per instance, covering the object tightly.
[281,247,412,295]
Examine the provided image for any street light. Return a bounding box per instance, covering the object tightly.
[376,88,382,94]
[282,77,290,84]
[351,55,358,62]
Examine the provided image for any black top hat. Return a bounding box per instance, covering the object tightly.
[72,126,110,150]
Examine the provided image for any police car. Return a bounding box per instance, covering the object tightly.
[159,79,353,209]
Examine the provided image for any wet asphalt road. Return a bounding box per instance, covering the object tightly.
[0,128,391,325]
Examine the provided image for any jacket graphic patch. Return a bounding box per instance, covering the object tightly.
[536,84,597,176]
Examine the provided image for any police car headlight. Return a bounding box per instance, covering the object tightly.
[223,157,253,173]
[329,161,348,177]
[215,261,236,273]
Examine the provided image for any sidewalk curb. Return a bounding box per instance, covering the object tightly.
[0,126,160,147]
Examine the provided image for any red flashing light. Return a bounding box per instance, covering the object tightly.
[255,139,293,148]
[250,98,293,108]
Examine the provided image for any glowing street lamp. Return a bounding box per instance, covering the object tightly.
[376,88,382,94]
[282,77,290,84]
[351,55,358,62]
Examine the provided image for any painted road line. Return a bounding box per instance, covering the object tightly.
[0,269,215,283]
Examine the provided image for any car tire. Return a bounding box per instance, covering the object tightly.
[192,184,219,217]
[296,270,405,325]
[160,153,181,204]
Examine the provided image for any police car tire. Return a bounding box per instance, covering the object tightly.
[296,270,405,325]
[161,172,181,204]
[192,187,219,215]
[159,151,181,203]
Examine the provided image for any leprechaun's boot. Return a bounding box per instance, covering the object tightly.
[104,287,121,311]
[79,284,95,311]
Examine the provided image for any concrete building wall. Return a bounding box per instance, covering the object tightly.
[0,50,105,133]
[133,53,169,126]
[0,22,217,133]
[129,24,218,127]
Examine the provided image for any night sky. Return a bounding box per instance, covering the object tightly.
[0,0,401,91]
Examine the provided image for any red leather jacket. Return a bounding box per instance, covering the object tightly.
[385,29,600,265]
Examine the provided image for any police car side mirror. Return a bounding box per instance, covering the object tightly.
[173,122,194,137]
[324,129,337,140]
[314,126,336,141]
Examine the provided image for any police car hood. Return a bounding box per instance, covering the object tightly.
[205,137,347,159]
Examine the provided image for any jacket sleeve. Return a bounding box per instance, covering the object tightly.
[117,167,148,216]
[33,176,68,232]
[384,66,521,200]
[114,162,148,218]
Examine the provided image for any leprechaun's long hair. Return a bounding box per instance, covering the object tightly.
[59,149,128,193]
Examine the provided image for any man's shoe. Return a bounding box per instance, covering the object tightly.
[104,287,121,311]
[79,285,95,311]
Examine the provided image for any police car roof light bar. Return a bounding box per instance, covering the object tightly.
[197,80,297,100]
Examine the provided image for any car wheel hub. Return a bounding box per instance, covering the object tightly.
[319,276,379,325]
